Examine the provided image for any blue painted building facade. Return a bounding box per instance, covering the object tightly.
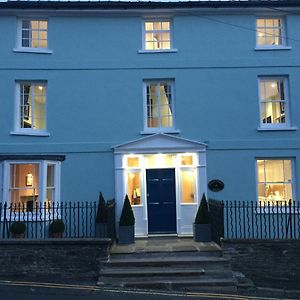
[0,0,300,236]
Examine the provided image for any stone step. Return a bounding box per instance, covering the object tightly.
[109,250,222,259]
[104,256,230,269]
[97,277,237,293]
[100,267,206,277]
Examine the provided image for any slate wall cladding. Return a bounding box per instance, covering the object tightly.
[222,239,300,290]
[0,239,111,282]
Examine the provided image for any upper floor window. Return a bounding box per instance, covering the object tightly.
[256,18,286,48]
[14,82,47,134]
[143,20,172,51]
[257,159,293,205]
[144,80,174,131]
[20,20,48,49]
[259,77,290,128]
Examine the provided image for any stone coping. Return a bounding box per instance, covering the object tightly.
[0,238,112,245]
[221,238,300,244]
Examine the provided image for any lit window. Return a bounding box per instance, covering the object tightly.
[21,20,48,49]
[127,157,140,168]
[181,170,195,204]
[145,81,174,131]
[127,172,141,206]
[17,82,47,132]
[259,78,289,128]
[257,159,293,205]
[256,18,285,47]
[144,21,171,51]
[6,161,60,211]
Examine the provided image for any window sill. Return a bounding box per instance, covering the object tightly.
[254,46,292,51]
[180,203,197,206]
[257,127,298,131]
[140,129,180,135]
[138,49,178,54]
[13,47,53,54]
[10,131,50,137]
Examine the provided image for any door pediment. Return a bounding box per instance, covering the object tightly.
[113,133,207,153]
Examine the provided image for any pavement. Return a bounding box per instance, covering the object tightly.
[0,280,299,300]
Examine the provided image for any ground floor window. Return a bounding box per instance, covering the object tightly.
[1,160,61,211]
[257,159,293,205]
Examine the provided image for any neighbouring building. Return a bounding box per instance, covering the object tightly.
[0,0,300,237]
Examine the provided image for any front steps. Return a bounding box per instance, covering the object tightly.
[97,241,238,293]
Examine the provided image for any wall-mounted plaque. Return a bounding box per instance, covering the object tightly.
[208,179,224,192]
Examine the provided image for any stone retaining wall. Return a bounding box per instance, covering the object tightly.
[222,239,300,290]
[0,238,111,283]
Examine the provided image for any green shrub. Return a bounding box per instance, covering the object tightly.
[96,192,108,223]
[49,219,65,233]
[195,194,210,224]
[119,195,135,226]
[9,221,26,234]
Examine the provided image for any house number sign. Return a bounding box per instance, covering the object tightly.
[208,179,224,192]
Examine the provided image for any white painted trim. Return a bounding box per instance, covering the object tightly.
[138,49,178,54]
[10,131,50,137]
[140,129,180,134]
[13,47,53,54]
[257,127,297,131]
[254,46,291,51]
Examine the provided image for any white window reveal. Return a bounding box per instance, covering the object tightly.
[144,20,172,51]
[13,82,48,136]
[256,18,286,48]
[144,81,174,132]
[259,77,290,129]
[257,159,294,205]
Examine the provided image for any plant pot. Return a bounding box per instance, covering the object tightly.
[11,233,25,239]
[50,232,63,238]
[118,225,134,244]
[96,223,108,238]
[193,223,211,242]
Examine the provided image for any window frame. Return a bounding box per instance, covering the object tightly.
[258,76,291,130]
[255,158,295,206]
[12,80,49,136]
[143,79,176,133]
[14,18,53,54]
[0,160,61,218]
[255,17,288,49]
[141,19,177,53]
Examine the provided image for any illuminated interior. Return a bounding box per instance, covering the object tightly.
[22,20,48,48]
[125,153,197,206]
[257,19,282,46]
[146,82,173,128]
[127,172,141,205]
[257,159,293,204]
[260,79,285,125]
[144,21,171,50]
[20,83,46,130]
[10,164,39,210]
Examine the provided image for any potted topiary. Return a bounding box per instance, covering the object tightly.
[194,194,211,242]
[118,195,135,244]
[96,192,108,238]
[10,221,26,238]
[49,219,65,238]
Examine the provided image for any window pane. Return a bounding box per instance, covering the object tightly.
[181,155,194,166]
[257,159,293,204]
[256,18,283,46]
[47,165,55,187]
[127,172,141,205]
[145,154,174,168]
[127,157,139,168]
[10,164,39,207]
[21,19,48,49]
[181,170,195,204]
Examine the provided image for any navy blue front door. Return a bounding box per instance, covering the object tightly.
[146,168,176,234]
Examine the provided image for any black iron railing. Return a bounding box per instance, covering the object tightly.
[209,199,300,240]
[0,201,103,239]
